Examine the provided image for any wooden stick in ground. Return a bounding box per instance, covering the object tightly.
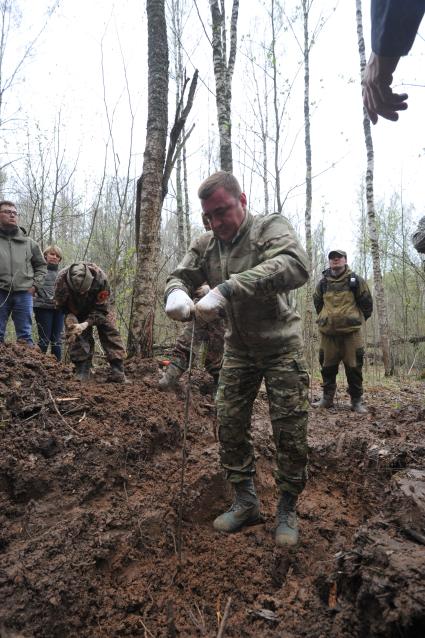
[217,597,232,638]
[47,389,80,436]
[177,319,196,562]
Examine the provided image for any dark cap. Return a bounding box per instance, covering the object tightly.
[328,249,347,259]
[66,262,94,294]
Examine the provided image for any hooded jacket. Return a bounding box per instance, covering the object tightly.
[165,211,309,355]
[0,226,46,292]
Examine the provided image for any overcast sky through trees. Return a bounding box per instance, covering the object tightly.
[4,0,424,260]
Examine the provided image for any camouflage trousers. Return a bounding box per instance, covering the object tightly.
[171,317,224,380]
[319,330,364,398]
[216,348,309,495]
[67,309,126,364]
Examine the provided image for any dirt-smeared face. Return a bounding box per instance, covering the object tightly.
[201,187,246,243]
[0,204,19,230]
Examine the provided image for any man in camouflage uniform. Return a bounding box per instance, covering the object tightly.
[412,216,425,255]
[54,262,127,383]
[164,171,309,547]
[313,250,373,413]
[159,283,224,391]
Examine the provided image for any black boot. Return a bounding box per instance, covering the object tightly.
[158,363,184,390]
[108,359,128,384]
[351,397,367,414]
[74,360,91,382]
[312,385,336,408]
[275,492,299,547]
[213,478,261,533]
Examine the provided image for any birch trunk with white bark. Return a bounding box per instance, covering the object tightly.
[355,0,393,375]
[209,0,239,172]
[302,0,314,376]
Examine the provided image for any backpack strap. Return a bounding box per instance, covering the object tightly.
[348,272,359,292]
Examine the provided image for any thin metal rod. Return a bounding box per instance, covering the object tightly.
[217,597,232,638]
[177,319,196,562]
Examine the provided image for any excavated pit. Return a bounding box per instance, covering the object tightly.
[0,343,424,637]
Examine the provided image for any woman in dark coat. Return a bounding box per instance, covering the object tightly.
[33,245,64,361]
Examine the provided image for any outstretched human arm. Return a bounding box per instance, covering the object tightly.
[363,0,425,123]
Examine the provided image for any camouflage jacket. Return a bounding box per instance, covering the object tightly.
[412,216,425,254]
[165,211,309,355]
[313,267,373,335]
[54,263,113,326]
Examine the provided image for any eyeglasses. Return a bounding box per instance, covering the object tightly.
[0,210,19,216]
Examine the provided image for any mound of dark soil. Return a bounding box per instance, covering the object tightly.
[0,344,424,637]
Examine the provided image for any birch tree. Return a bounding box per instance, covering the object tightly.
[170,0,187,261]
[355,0,392,375]
[0,0,59,175]
[209,0,239,172]
[302,0,314,369]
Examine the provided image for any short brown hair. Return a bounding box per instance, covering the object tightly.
[0,200,16,209]
[198,171,242,200]
[44,244,63,260]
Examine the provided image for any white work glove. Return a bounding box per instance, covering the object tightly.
[194,284,210,298]
[195,287,227,323]
[67,321,89,343]
[73,321,89,336]
[165,289,195,321]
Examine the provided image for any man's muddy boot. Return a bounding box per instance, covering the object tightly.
[74,360,91,382]
[312,393,334,409]
[213,478,261,533]
[108,359,128,384]
[275,492,299,547]
[158,363,184,391]
[351,397,367,414]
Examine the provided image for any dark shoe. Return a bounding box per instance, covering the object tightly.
[312,395,334,408]
[213,478,261,533]
[275,492,299,547]
[158,363,184,391]
[74,361,91,382]
[108,360,128,384]
[351,397,367,414]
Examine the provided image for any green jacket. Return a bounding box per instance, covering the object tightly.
[0,226,46,292]
[165,211,309,355]
[313,267,373,335]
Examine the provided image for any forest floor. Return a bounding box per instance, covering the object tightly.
[0,343,424,638]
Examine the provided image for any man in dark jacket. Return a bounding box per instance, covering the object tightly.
[0,200,46,345]
[54,262,127,383]
[33,245,65,361]
[363,0,425,123]
[313,250,373,414]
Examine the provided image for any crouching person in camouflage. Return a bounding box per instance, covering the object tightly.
[164,171,310,547]
[54,262,127,383]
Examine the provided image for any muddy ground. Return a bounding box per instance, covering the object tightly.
[0,343,424,638]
